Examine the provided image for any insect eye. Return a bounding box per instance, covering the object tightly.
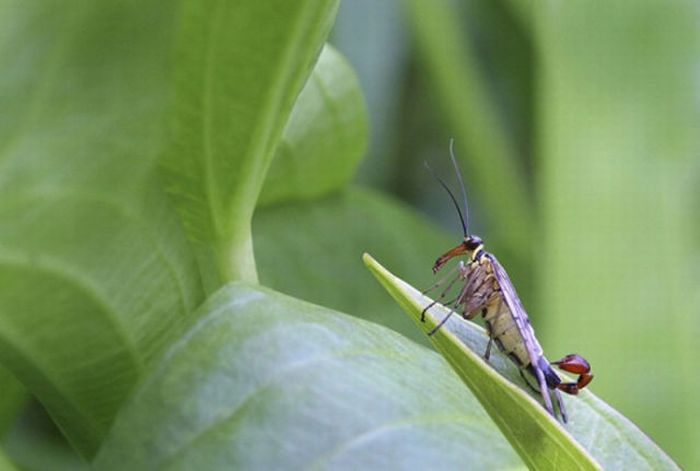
[465,235,482,250]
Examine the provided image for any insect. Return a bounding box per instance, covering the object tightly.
[421,141,593,423]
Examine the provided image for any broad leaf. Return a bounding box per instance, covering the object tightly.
[259,44,367,207]
[0,1,202,457]
[161,0,339,289]
[365,254,680,470]
[95,283,523,470]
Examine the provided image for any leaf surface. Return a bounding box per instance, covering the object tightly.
[161,0,339,288]
[95,283,524,470]
[0,1,202,456]
[0,367,24,435]
[259,44,367,207]
[364,254,680,470]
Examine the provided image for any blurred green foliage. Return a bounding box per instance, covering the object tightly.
[333,0,700,467]
[0,0,696,468]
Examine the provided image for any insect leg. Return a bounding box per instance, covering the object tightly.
[421,262,461,295]
[554,389,568,423]
[427,292,468,336]
[427,309,455,336]
[462,266,502,320]
[481,295,503,361]
[421,262,469,322]
[520,365,566,422]
[425,294,461,328]
[484,337,494,361]
[460,268,491,320]
[534,367,555,418]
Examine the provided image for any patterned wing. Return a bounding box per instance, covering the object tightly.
[485,253,544,362]
[487,252,554,415]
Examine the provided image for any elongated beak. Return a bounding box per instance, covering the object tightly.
[433,242,468,273]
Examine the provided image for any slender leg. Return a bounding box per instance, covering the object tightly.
[427,309,455,336]
[519,369,566,422]
[554,389,568,423]
[431,266,490,339]
[421,262,468,322]
[427,293,468,336]
[421,263,460,295]
[425,294,459,328]
[534,367,555,418]
[482,297,502,361]
[484,337,494,361]
[460,273,488,318]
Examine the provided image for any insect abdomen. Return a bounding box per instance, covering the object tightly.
[483,299,531,367]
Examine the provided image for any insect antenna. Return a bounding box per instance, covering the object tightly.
[424,161,468,237]
[448,138,470,234]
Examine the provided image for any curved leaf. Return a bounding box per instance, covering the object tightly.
[259,44,367,207]
[161,0,339,289]
[95,283,524,470]
[0,1,202,456]
[364,254,680,470]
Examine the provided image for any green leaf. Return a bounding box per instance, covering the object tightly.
[331,1,407,189]
[161,0,340,290]
[255,187,453,346]
[364,254,680,470]
[2,403,88,471]
[258,44,367,207]
[0,367,25,436]
[0,1,202,457]
[95,283,524,470]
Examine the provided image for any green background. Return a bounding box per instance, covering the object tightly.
[333,1,700,467]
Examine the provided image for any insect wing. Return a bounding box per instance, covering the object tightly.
[485,253,543,361]
[486,253,555,415]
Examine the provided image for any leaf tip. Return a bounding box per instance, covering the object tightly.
[362,252,392,283]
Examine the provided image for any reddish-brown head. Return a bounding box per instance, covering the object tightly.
[432,234,484,273]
